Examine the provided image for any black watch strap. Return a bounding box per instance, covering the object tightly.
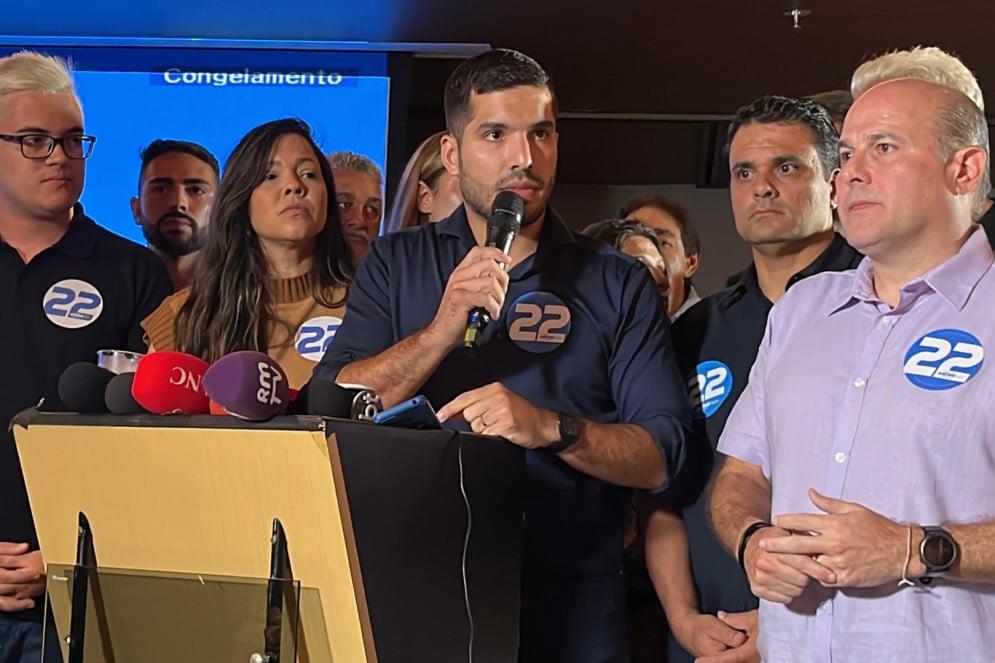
[737,521,773,570]
[547,413,580,453]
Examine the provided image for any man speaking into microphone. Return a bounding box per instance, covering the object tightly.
[313,48,691,662]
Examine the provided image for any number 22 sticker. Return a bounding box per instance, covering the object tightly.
[903,328,984,390]
[691,360,733,418]
[506,292,571,354]
[42,279,104,329]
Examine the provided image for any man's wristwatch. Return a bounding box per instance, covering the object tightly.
[547,413,580,453]
[918,525,958,584]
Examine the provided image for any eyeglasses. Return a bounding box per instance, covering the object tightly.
[0,133,96,159]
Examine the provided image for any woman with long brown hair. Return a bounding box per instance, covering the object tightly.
[142,118,353,387]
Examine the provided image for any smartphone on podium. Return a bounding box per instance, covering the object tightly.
[371,395,442,430]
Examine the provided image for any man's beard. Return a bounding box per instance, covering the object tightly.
[142,214,204,257]
[459,170,549,227]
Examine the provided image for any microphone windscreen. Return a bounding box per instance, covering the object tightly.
[132,351,211,415]
[203,351,290,421]
[104,372,148,414]
[306,379,354,418]
[58,362,114,413]
[306,379,383,420]
[286,383,308,415]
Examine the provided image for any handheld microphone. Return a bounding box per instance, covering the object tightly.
[104,372,149,415]
[58,362,115,413]
[131,351,211,414]
[464,190,524,348]
[202,352,290,422]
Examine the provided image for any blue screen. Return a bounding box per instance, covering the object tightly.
[0,44,391,244]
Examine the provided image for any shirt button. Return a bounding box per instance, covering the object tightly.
[835,452,847,463]
[853,378,866,388]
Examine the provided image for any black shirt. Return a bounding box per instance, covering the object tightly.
[0,206,170,620]
[661,233,862,662]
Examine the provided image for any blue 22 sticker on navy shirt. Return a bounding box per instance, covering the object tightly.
[506,291,571,354]
[903,328,984,390]
[690,360,733,418]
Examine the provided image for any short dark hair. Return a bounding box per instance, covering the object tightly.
[726,95,840,181]
[138,139,220,187]
[581,218,664,254]
[619,194,701,259]
[444,48,555,140]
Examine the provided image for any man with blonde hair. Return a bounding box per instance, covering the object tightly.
[850,45,985,110]
[0,51,170,659]
[851,45,995,242]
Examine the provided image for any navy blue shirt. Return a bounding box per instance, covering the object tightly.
[660,233,861,662]
[315,206,692,655]
[0,205,171,622]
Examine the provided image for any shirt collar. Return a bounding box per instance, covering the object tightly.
[830,226,993,315]
[672,286,701,320]
[0,204,98,260]
[51,204,99,259]
[716,265,757,309]
[435,203,576,254]
[720,233,859,310]
[787,233,862,288]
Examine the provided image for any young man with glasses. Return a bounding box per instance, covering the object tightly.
[0,51,170,661]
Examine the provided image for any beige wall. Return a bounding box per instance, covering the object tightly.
[552,184,753,298]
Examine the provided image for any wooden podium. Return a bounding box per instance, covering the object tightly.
[12,411,526,663]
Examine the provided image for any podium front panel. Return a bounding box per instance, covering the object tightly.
[14,412,527,663]
[14,412,372,663]
[330,422,526,663]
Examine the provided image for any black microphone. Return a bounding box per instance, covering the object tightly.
[306,379,383,421]
[464,191,524,348]
[104,372,149,415]
[58,362,115,413]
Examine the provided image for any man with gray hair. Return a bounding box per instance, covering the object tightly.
[850,45,995,245]
[0,51,170,659]
[327,150,383,265]
[709,69,995,661]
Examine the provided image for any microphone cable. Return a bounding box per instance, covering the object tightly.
[456,433,475,663]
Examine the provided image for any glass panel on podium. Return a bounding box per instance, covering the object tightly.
[44,564,308,663]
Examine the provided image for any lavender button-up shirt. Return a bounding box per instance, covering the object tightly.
[719,227,995,662]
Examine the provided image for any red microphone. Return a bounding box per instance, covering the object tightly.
[202,351,290,421]
[208,399,230,415]
[208,368,297,417]
[131,351,211,414]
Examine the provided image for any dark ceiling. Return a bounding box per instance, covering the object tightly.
[8,0,995,187]
[396,0,995,185]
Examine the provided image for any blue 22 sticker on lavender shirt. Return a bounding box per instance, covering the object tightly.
[903,328,984,391]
